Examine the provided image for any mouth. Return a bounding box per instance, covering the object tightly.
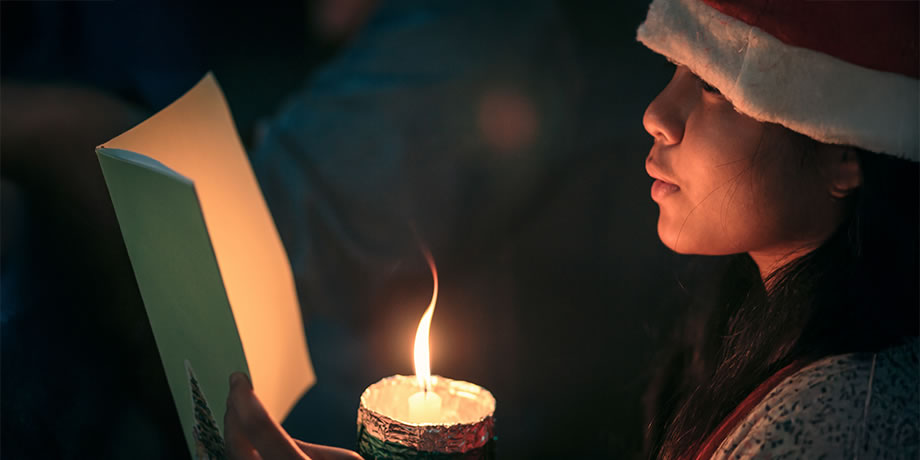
[645,161,680,201]
[650,178,680,201]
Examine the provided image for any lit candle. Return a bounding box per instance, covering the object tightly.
[356,249,496,458]
[408,390,442,423]
[408,248,443,423]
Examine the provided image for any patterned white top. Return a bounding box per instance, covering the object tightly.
[712,338,919,460]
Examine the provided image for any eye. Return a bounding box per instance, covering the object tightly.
[700,79,722,96]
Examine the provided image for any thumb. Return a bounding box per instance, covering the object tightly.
[226,372,307,460]
[294,440,363,460]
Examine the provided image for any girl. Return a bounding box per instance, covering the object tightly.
[224,1,919,458]
[636,1,918,458]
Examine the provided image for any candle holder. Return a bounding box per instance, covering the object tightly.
[357,374,496,459]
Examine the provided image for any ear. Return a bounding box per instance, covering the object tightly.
[823,146,863,199]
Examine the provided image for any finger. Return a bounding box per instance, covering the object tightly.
[294,440,364,460]
[224,393,261,460]
[228,372,307,460]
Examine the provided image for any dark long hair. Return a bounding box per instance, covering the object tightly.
[643,148,920,459]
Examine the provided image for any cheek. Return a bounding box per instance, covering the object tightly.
[750,155,828,243]
[657,168,767,254]
[655,111,773,254]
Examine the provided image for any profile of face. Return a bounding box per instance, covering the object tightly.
[643,66,862,272]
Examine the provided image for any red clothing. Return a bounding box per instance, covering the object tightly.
[689,361,808,460]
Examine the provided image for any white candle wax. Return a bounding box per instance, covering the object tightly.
[358,375,496,455]
[408,390,442,423]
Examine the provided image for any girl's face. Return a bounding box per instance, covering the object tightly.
[643,66,852,273]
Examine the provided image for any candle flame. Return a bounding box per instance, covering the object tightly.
[413,248,438,393]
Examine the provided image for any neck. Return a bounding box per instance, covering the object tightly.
[749,243,818,287]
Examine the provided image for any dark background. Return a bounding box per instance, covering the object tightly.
[1,1,684,458]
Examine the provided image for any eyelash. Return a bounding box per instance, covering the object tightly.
[700,79,722,95]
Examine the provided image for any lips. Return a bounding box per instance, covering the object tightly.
[646,155,680,201]
[651,179,680,201]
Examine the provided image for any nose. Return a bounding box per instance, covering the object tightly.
[642,68,690,146]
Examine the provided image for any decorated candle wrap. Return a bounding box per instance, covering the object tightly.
[357,375,496,459]
[357,249,496,459]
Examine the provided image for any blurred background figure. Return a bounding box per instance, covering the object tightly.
[1,1,679,458]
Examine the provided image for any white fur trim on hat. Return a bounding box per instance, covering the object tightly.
[637,0,919,160]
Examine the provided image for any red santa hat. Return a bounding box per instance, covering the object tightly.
[637,0,919,161]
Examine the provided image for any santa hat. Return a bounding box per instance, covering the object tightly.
[637,0,919,161]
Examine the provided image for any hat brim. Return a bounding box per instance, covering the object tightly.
[637,0,919,160]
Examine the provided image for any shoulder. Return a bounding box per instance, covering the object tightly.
[713,338,919,460]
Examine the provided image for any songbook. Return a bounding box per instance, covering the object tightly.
[96,73,315,459]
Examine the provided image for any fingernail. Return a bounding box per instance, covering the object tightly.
[230,372,251,389]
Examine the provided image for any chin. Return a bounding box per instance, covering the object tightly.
[657,220,683,253]
[659,237,695,254]
[658,225,745,256]
[657,219,711,255]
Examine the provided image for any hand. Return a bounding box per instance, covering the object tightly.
[225,372,362,460]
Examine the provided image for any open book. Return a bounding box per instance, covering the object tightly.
[96,74,315,459]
